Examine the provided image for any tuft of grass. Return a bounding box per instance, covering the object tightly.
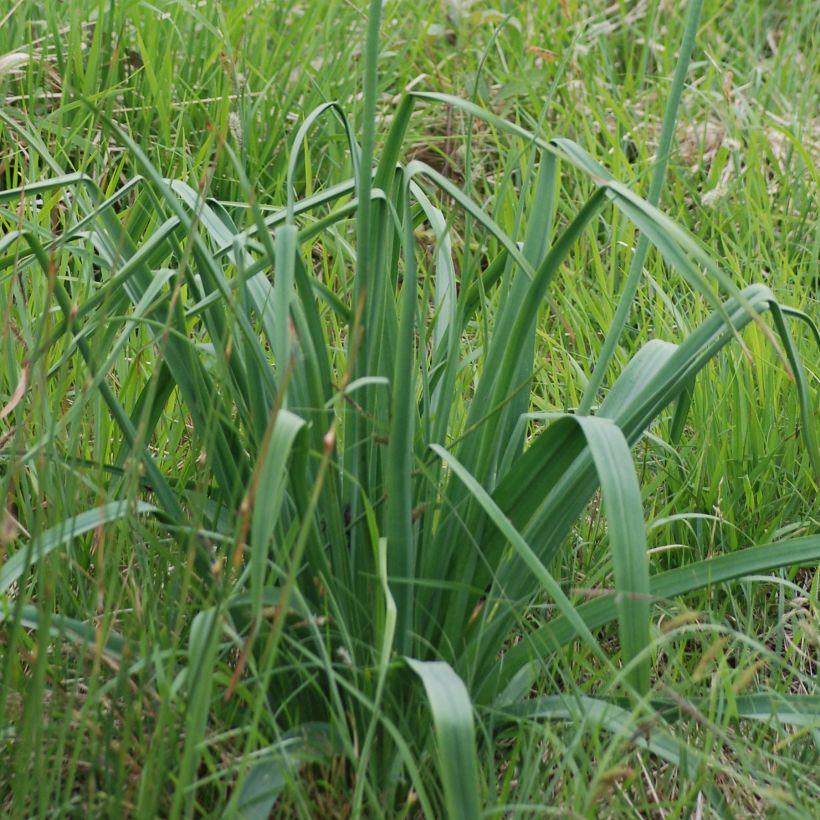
[1,0,818,816]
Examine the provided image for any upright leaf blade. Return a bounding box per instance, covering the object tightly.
[575,416,651,696]
[250,409,307,615]
[406,658,481,820]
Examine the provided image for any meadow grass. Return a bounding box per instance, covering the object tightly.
[0,0,818,816]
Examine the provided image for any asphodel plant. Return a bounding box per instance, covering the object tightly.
[1,5,818,816]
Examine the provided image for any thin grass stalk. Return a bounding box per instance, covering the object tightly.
[578,0,704,414]
[345,0,384,524]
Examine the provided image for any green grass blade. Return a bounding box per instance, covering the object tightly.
[574,416,651,695]
[386,187,419,651]
[767,301,820,476]
[498,695,683,766]
[579,0,704,413]
[175,607,222,817]
[1,606,126,659]
[652,693,820,728]
[496,535,820,692]
[406,658,481,820]
[249,408,307,617]
[431,444,608,670]
[0,502,157,597]
[351,537,397,815]
[237,762,289,820]
[272,224,298,382]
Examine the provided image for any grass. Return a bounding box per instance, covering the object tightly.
[1,0,818,816]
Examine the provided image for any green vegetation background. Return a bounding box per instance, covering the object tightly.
[0,0,817,816]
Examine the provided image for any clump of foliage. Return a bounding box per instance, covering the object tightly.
[1,0,818,816]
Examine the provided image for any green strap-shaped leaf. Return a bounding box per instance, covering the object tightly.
[285,101,360,221]
[272,224,298,381]
[404,160,536,280]
[250,409,307,616]
[492,535,820,699]
[499,695,683,766]
[503,693,820,734]
[484,285,809,612]
[650,693,820,728]
[0,605,126,658]
[386,184,420,651]
[428,190,608,644]
[0,501,158,596]
[574,416,651,696]
[406,658,481,820]
[722,694,820,728]
[237,762,288,820]
[351,538,397,815]
[436,411,651,697]
[431,443,609,669]
[175,607,222,816]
